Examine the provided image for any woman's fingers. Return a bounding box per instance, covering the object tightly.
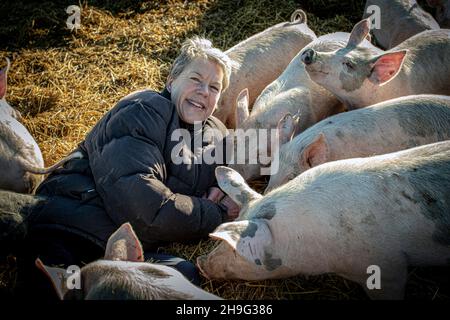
[207,187,225,203]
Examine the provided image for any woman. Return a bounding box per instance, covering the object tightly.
[17,37,239,299]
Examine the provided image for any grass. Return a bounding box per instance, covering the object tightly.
[0,0,449,300]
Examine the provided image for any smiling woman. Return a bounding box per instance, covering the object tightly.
[167,37,236,124]
[169,58,224,124]
[14,36,241,299]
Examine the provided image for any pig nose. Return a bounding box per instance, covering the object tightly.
[196,256,210,279]
[301,48,316,65]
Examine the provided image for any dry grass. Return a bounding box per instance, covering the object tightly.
[1,0,449,300]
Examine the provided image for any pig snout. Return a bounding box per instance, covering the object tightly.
[301,48,316,65]
[196,255,210,280]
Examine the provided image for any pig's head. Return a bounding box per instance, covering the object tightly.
[36,223,216,300]
[301,19,408,109]
[265,130,329,193]
[197,167,292,280]
[0,58,21,120]
[427,0,450,28]
[229,88,300,181]
[197,219,287,280]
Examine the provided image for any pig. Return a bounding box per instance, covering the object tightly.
[0,58,82,193]
[300,19,450,110]
[427,0,450,27]
[197,140,450,299]
[36,222,221,300]
[213,9,316,128]
[265,94,450,192]
[363,0,440,49]
[228,33,375,181]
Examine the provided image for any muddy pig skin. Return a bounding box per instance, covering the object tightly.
[213,9,316,129]
[197,141,450,299]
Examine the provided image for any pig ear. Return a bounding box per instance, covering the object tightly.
[210,219,274,266]
[0,58,10,100]
[347,19,371,47]
[104,222,144,262]
[300,133,329,169]
[369,50,407,85]
[276,113,296,146]
[35,258,69,300]
[235,88,249,127]
[215,166,262,206]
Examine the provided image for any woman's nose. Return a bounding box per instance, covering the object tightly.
[197,82,209,96]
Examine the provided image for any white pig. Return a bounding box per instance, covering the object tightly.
[0,58,82,193]
[213,9,316,128]
[266,94,450,191]
[301,19,450,110]
[197,141,450,299]
[363,0,440,49]
[228,33,375,181]
[37,222,221,300]
[427,0,450,27]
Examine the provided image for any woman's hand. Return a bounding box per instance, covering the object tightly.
[203,187,240,221]
[204,187,225,203]
[220,196,240,221]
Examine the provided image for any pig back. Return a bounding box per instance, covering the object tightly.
[393,29,450,96]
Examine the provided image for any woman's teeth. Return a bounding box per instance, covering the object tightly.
[189,100,204,109]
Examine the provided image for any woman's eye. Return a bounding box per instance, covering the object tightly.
[191,77,200,82]
[210,86,219,92]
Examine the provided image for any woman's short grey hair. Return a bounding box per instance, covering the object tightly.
[168,36,238,92]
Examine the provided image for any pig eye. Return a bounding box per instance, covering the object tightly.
[343,61,354,70]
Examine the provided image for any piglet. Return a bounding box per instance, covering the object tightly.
[0,58,82,193]
[266,94,450,191]
[36,222,221,300]
[213,9,316,128]
[301,19,450,110]
[198,141,450,299]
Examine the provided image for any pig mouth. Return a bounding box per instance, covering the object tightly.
[306,66,329,76]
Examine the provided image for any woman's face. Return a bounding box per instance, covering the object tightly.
[167,58,224,124]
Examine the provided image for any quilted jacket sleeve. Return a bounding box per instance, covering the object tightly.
[83,92,227,249]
